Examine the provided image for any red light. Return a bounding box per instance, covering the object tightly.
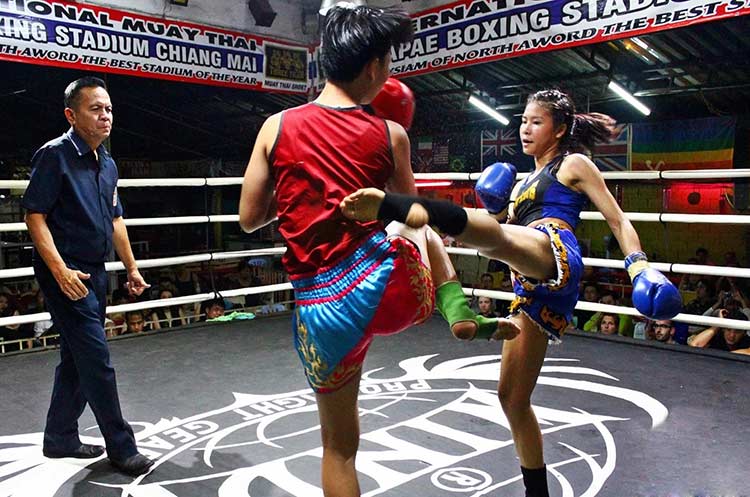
[416,181,453,188]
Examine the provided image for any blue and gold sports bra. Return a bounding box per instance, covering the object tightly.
[512,155,588,229]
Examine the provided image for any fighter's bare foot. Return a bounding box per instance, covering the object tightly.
[340,188,430,228]
[340,188,385,222]
[490,318,520,341]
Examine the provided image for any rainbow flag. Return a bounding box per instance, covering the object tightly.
[631,116,735,170]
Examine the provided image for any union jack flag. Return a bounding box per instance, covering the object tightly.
[481,129,516,157]
[594,124,630,171]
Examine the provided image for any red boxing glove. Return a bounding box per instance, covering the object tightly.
[370,78,415,130]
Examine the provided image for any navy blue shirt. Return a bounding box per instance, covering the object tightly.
[22,128,123,264]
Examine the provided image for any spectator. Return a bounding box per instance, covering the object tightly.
[258,295,287,315]
[476,296,496,318]
[495,270,513,316]
[574,283,599,329]
[232,260,262,308]
[695,247,713,266]
[122,311,148,335]
[580,266,598,288]
[108,288,130,331]
[474,272,507,316]
[650,319,677,345]
[688,309,750,354]
[597,313,619,335]
[154,271,177,298]
[201,298,226,320]
[174,265,200,298]
[678,258,702,292]
[478,272,494,290]
[683,279,713,315]
[30,291,55,341]
[150,289,187,329]
[174,265,201,321]
[724,251,740,267]
[0,293,21,350]
[730,286,750,317]
[581,292,633,336]
[104,317,119,339]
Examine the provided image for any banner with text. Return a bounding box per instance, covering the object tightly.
[0,0,312,93]
[391,0,750,77]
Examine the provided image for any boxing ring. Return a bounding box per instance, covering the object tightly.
[0,170,749,496]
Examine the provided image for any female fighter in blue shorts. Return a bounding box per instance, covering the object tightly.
[341,89,681,497]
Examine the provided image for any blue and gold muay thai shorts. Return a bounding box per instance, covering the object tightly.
[509,223,583,341]
[291,231,434,393]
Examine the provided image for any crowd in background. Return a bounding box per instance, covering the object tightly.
[470,246,750,355]
[2,246,749,356]
[0,258,291,353]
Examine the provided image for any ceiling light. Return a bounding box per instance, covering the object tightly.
[468,95,510,126]
[608,81,651,116]
[319,0,366,15]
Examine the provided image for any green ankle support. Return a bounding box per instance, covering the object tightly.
[435,281,498,340]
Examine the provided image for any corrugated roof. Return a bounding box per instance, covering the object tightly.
[0,15,747,161]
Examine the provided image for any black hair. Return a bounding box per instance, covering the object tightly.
[320,6,413,82]
[725,309,748,322]
[527,89,617,154]
[125,310,144,320]
[64,76,107,109]
[205,298,226,309]
[600,313,619,326]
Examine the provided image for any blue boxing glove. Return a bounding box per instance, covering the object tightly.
[475,162,517,214]
[625,251,682,320]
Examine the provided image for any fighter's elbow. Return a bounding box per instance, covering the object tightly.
[239,212,261,233]
[239,216,253,233]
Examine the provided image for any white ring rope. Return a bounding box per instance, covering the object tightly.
[4,210,750,233]
[466,289,750,331]
[2,168,748,232]
[0,247,288,279]
[1,169,748,341]
[2,168,750,190]
[0,282,293,328]
[1,282,746,331]
[1,247,748,281]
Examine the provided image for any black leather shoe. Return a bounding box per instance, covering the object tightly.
[110,453,154,476]
[43,443,105,459]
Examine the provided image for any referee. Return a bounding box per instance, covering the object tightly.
[23,77,153,477]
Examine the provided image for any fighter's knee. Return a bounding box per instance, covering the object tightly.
[497,385,531,416]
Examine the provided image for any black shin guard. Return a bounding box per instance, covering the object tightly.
[377,193,468,236]
[520,466,550,497]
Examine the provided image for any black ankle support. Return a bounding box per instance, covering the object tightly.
[377,193,415,224]
[377,193,468,236]
[520,466,550,497]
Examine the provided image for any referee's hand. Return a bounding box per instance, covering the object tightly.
[54,267,90,301]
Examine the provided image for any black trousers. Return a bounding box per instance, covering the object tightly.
[35,258,136,460]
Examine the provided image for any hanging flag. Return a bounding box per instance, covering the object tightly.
[417,136,433,156]
[481,129,516,157]
[413,135,434,172]
[631,117,735,170]
[594,124,629,171]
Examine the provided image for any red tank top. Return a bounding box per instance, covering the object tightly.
[270,102,394,276]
